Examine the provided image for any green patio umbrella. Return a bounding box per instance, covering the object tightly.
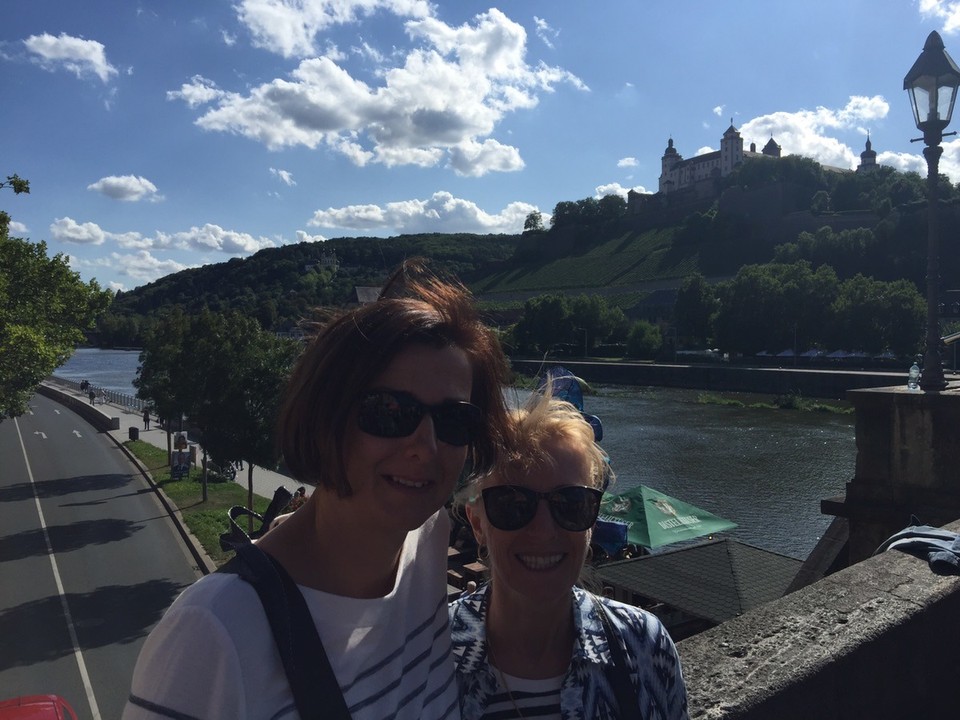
[599,484,737,549]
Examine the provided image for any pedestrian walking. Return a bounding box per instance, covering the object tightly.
[88,389,96,405]
[143,409,151,430]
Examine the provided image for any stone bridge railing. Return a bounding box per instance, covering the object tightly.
[677,518,960,719]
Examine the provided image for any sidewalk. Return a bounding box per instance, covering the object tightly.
[43,377,308,503]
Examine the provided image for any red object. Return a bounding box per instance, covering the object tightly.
[0,696,79,720]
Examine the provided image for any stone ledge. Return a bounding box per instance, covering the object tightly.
[677,519,960,719]
[37,383,120,430]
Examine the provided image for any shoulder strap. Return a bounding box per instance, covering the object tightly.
[592,594,642,720]
[220,543,352,720]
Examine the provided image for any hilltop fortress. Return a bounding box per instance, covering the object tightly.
[624,123,882,238]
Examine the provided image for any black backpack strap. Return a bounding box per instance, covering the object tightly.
[219,542,352,720]
[592,594,642,720]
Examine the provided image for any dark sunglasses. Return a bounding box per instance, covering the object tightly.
[357,389,482,447]
[481,484,603,532]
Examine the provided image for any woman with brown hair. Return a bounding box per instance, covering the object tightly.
[125,260,510,720]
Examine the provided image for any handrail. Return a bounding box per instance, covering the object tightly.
[47,375,147,412]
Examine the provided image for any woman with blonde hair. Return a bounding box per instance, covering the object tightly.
[449,386,688,719]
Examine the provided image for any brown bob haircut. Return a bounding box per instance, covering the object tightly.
[276,259,510,496]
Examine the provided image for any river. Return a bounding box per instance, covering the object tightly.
[55,349,855,560]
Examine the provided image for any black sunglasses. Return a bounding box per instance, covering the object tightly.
[357,389,482,447]
[481,485,603,532]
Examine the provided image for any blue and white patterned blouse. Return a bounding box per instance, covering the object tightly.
[449,584,689,720]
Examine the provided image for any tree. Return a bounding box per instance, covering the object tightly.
[625,320,662,359]
[523,211,544,233]
[1,174,30,195]
[674,273,719,347]
[0,217,112,419]
[135,308,300,506]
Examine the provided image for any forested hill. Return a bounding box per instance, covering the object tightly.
[98,156,960,347]
[101,232,518,342]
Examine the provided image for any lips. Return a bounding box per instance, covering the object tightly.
[517,553,564,570]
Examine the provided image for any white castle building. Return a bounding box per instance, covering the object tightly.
[658,124,878,196]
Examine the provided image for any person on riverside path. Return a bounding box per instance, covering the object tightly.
[123,259,511,720]
[449,386,688,720]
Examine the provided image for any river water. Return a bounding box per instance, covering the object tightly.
[55,349,856,560]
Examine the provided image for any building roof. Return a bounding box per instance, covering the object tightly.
[596,538,802,625]
[353,286,382,304]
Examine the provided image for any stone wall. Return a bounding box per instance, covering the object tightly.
[509,359,904,400]
[678,518,960,718]
[37,383,120,431]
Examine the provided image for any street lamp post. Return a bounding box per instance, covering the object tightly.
[904,30,960,391]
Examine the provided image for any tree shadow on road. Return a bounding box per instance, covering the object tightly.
[0,519,146,562]
[0,578,186,671]
[0,473,134,504]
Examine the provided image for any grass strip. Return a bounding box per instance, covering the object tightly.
[124,439,271,566]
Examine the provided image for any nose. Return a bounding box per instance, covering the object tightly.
[526,496,558,536]
[404,412,440,457]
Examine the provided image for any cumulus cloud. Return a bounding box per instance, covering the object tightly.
[156,224,277,254]
[170,6,585,176]
[739,95,890,169]
[50,217,108,245]
[23,32,118,83]
[595,182,650,198]
[713,105,725,117]
[308,190,536,234]
[617,157,638,168]
[51,217,275,256]
[8,220,28,235]
[270,167,297,186]
[920,0,960,34]
[87,175,162,202]
[236,0,433,58]
[167,75,228,108]
[74,250,194,290]
[296,230,328,243]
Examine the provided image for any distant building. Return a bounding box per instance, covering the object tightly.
[350,286,381,307]
[654,123,879,195]
[658,123,783,195]
[857,133,879,173]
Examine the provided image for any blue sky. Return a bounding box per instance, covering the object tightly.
[4,1,960,291]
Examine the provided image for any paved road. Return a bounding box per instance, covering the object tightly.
[0,393,203,719]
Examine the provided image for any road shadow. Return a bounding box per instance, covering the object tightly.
[0,519,145,562]
[0,473,134,504]
[0,578,186,671]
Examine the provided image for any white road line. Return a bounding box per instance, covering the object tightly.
[14,417,103,720]
[73,430,82,438]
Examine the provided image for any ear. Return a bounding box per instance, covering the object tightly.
[465,502,486,546]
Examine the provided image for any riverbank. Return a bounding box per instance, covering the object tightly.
[508,357,933,400]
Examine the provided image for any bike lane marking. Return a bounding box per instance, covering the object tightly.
[14,416,103,720]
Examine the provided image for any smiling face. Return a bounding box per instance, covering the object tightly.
[467,434,594,610]
[340,342,474,541]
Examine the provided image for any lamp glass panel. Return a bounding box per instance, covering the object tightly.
[936,80,959,124]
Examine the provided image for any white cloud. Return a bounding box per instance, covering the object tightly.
[270,167,297,186]
[595,182,650,198]
[308,190,536,233]
[235,0,433,59]
[740,95,890,169]
[920,0,960,34]
[87,175,162,202]
[617,157,638,168]
[713,105,725,117]
[173,7,585,176]
[296,230,328,243]
[533,16,559,49]
[156,224,277,254]
[8,220,28,235]
[23,32,118,83]
[75,250,194,289]
[50,217,108,245]
[167,75,227,108]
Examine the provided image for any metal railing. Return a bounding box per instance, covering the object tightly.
[47,375,148,413]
